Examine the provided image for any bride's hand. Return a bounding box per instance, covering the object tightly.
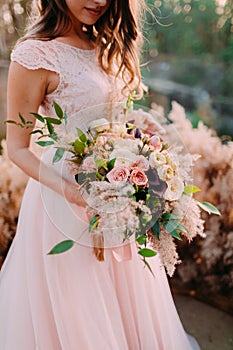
[63,181,87,208]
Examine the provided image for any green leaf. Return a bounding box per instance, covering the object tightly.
[169,229,182,240]
[142,258,155,276]
[18,113,26,125]
[163,220,187,234]
[96,171,104,180]
[36,140,54,147]
[5,120,21,126]
[138,248,157,257]
[30,112,45,123]
[136,234,147,245]
[74,139,85,154]
[45,117,62,125]
[107,158,116,171]
[162,213,180,220]
[76,128,87,143]
[197,201,221,216]
[48,240,74,254]
[94,157,107,170]
[151,220,160,239]
[53,101,64,119]
[89,215,99,231]
[184,185,200,195]
[30,129,44,135]
[53,148,65,163]
[64,111,68,125]
[46,120,54,134]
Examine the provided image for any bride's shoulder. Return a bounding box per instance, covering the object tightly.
[11,39,60,73]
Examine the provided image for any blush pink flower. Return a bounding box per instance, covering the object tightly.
[130,168,148,187]
[106,165,130,184]
[149,136,162,152]
[131,155,149,171]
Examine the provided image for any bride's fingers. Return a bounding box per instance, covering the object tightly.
[63,181,87,208]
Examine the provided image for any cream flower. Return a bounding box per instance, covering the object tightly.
[164,177,184,201]
[149,151,167,168]
[114,138,142,155]
[88,118,110,133]
[110,149,137,166]
[157,165,175,181]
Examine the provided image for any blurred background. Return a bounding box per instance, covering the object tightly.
[0,0,232,338]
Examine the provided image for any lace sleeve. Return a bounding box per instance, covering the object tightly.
[11,39,60,74]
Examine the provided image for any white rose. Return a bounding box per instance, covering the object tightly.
[149,151,167,168]
[114,138,142,154]
[157,165,175,181]
[164,177,184,201]
[110,148,137,166]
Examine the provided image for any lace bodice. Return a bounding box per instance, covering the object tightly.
[11,39,124,117]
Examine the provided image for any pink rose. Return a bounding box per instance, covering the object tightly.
[149,136,162,152]
[106,165,130,184]
[130,168,148,187]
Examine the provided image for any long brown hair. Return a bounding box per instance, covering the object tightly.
[22,0,146,98]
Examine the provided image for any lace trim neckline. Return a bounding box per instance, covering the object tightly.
[52,40,96,54]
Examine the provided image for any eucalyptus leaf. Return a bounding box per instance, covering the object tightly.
[151,220,160,239]
[5,120,21,126]
[197,201,221,215]
[30,129,44,135]
[46,120,54,135]
[142,258,155,276]
[53,148,65,163]
[53,101,63,119]
[163,220,187,234]
[64,111,68,125]
[76,128,87,143]
[162,213,180,220]
[138,248,157,257]
[184,185,200,195]
[36,140,54,147]
[169,229,182,240]
[45,117,62,125]
[19,113,26,125]
[48,240,74,254]
[30,112,45,123]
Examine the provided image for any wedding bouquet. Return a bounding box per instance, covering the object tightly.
[7,99,220,275]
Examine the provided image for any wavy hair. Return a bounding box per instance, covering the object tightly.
[22,0,146,98]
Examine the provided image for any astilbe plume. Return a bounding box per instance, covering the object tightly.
[0,140,28,267]
[148,228,181,277]
[161,101,233,301]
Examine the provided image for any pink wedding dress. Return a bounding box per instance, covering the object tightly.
[0,40,200,350]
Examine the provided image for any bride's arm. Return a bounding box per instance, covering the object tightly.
[6,62,86,207]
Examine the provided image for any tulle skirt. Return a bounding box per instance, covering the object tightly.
[0,178,200,349]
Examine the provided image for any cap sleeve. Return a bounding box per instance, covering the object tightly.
[11,39,60,74]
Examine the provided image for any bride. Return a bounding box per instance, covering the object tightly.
[0,0,200,349]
